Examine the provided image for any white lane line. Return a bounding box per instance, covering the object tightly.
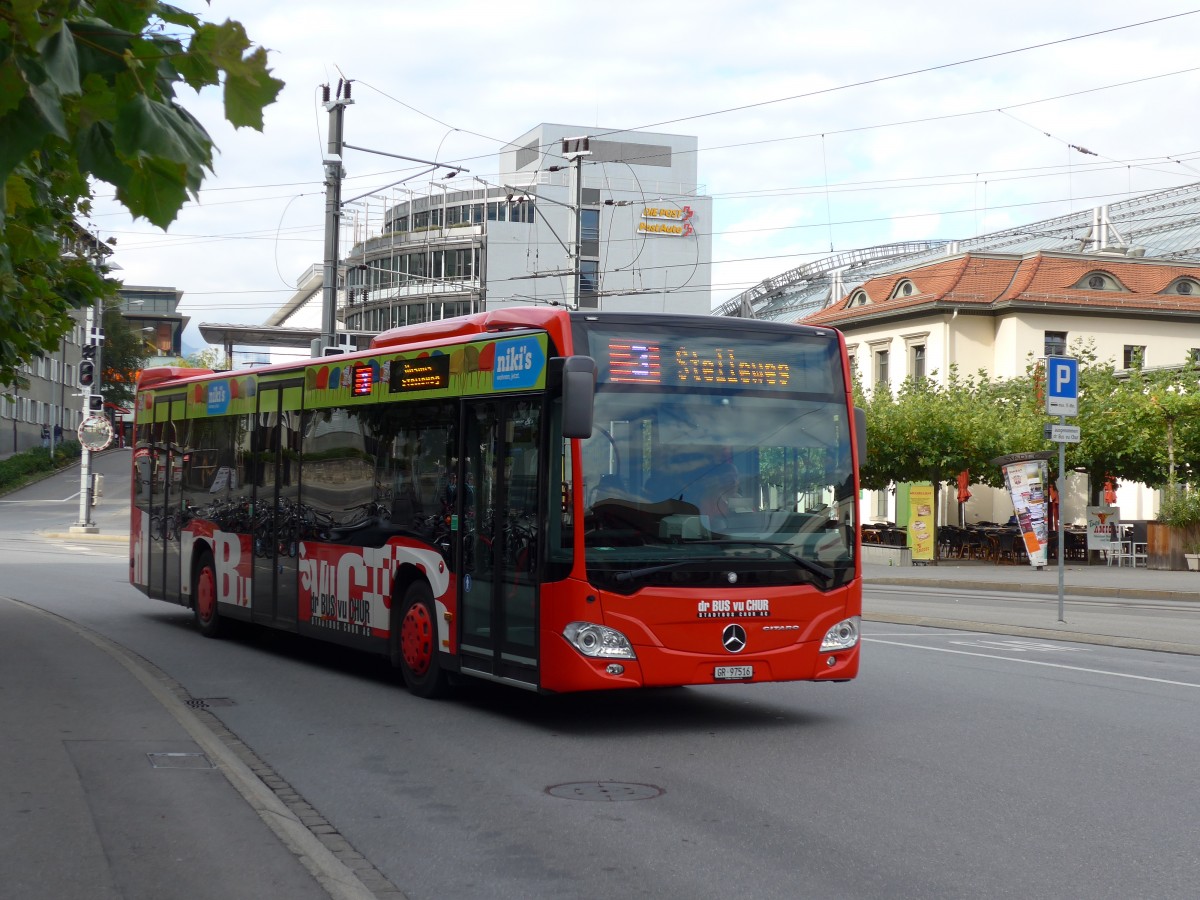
[868,631,983,637]
[0,496,80,503]
[863,637,1200,688]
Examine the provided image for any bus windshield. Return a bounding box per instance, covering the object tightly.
[574,323,856,594]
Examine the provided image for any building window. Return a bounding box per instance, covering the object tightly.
[1123,345,1145,369]
[580,208,600,243]
[1190,348,1200,367]
[874,490,889,520]
[1044,331,1067,357]
[1076,271,1122,291]
[875,349,889,387]
[1168,279,1198,296]
[578,261,599,308]
[910,344,926,380]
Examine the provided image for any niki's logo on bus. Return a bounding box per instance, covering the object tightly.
[207,381,231,415]
[492,337,545,389]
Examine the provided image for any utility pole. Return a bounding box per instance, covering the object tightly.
[315,78,468,355]
[471,178,489,315]
[73,288,104,533]
[561,137,591,310]
[319,80,353,357]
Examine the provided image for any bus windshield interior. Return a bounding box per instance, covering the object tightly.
[578,387,856,593]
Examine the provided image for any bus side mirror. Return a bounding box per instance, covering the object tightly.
[560,356,595,439]
[855,406,867,463]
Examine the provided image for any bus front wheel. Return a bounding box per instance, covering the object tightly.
[396,580,448,699]
[193,550,222,639]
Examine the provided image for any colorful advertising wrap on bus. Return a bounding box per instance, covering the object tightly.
[132,506,454,647]
[297,540,450,640]
[136,334,550,425]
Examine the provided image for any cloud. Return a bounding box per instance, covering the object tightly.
[85,0,1200,342]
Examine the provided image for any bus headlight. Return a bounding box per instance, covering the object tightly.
[563,622,636,659]
[820,616,860,652]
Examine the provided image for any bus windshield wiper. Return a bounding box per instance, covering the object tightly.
[613,541,834,584]
[697,539,834,581]
[613,559,697,584]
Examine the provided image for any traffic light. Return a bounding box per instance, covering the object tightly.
[80,344,96,386]
[88,394,104,413]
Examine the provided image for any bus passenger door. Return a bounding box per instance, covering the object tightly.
[251,381,302,628]
[162,399,187,604]
[459,399,542,687]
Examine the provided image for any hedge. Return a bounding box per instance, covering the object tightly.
[0,441,82,494]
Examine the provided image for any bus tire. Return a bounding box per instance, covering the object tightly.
[193,549,222,639]
[396,580,448,699]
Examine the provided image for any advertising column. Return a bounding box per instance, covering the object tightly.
[907,483,936,563]
[996,454,1052,568]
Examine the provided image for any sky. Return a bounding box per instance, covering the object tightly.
[86,1,1200,356]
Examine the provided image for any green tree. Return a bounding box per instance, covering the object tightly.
[100,299,146,408]
[860,367,1009,497]
[178,346,227,370]
[0,1,283,388]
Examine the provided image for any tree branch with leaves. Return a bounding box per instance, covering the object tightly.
[0,1,283,387]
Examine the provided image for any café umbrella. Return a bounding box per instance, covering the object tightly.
[956,470,972,503]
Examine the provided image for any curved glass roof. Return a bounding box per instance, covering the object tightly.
[719,181,1200,321]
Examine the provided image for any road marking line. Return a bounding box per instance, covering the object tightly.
[864,637,1200,688]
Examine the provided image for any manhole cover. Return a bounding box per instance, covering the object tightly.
[546,781,663,802]
[147,752,214,769]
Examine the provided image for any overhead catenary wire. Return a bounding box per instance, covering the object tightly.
[90,11,1200,331]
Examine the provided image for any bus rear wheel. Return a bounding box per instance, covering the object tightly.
[396,580,448,699]
[193,549,222,638]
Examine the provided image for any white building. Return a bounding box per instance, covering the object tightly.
[340,123,712,333]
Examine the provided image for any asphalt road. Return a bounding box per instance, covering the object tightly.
[4,455,1199,899]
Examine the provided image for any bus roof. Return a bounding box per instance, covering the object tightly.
[370,307,571,351]
[137,366,215,389]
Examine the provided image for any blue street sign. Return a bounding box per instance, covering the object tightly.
[1046,356,1078,416]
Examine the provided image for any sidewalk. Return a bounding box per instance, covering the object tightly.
[864,558,1200,655]
[0,598,371,900]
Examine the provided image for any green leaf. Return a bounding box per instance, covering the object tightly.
[70,18,136,79]
[0,99,54,182]
[75,121,130,188]
[26,77,69,140]
[40,23,82,95]
[114,93,202,163]
[0,58,28,119]
[222,47,283,131]
[116,154,189,227]
[155,5,202,29]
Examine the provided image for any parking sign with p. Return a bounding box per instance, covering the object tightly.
[1046,356,1078,416]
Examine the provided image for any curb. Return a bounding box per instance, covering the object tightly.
[6,597,403,900]
[866,576,1198,603]
[40,530,128,543]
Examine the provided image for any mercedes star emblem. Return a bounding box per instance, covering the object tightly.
[722,623,747,653]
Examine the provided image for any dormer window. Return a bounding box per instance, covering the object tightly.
[848,290,871,308]
[889,279,916,299]
[1074,271,1123,291]
[1164,278,1200,296]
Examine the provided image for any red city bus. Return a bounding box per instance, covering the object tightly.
[131,308,863,697]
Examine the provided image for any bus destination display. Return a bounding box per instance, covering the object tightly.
[390,355,451,393]
[605,339,791,388]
